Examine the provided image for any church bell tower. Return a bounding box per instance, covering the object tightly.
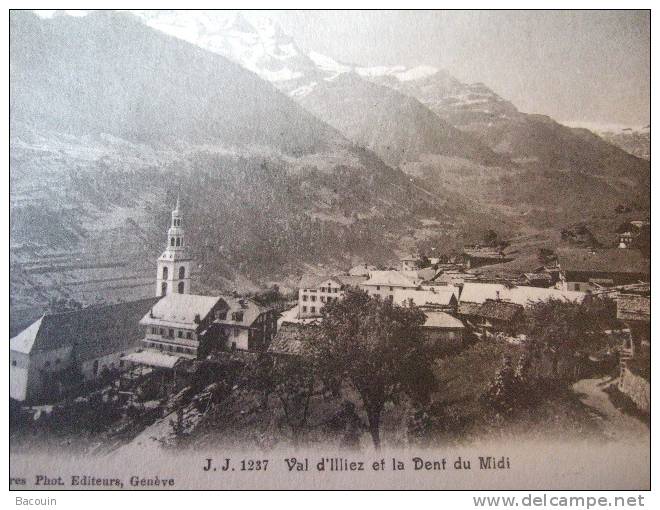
[156,196,192,296]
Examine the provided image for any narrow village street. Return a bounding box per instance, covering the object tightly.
[572,377,648,441]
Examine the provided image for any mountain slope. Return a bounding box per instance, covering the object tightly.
[10,11,515,327]
[372,71,650,189]
[296,73,507,168]
[10,10,343,153]
[135,11,648,207]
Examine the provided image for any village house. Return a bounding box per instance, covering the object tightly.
[616,220,649,249]
[421,311,465,351]
[458,299,524,335]
[360,270,422,301]
[462,247,513,269]
[400,254,419,271]
[554,248,650,292]
[616,293,650,360]
[213,296,278,351]
[616,292,650,414]
[126,293,227,369]
[10,297,161,403]
[348,263,376,277]
[297,274,367,318]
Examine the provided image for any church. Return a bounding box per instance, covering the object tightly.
[10,197,278,402]
[122,198,278,370]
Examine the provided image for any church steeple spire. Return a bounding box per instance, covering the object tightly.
[155,197,192,296]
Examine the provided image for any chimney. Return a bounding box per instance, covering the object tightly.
[496,290,501,301]
[194,313,201,324]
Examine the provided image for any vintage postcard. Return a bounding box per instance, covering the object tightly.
[9,9,650,491]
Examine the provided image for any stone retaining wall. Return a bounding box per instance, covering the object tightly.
[618,366,650,413]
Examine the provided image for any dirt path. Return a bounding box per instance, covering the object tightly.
[573,377,648,441]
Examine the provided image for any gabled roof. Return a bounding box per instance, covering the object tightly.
[556,248,650,275]
[617,294,650,322]
[300,274,368,290]
[298,274,330,290]
[141,293,221,327]
[474,300,524,322]
[268,323,316,356]
[332,274,368,287]
[361,270,421,288]
[348,264,376,276]
[214,295,272,328]
[394,288,457,307]
[457,302,482,316]
[422,311,464,329]
[10,297,162,361]
[9,316,45,354]
[459,283,510,303]
[459,283,586,307]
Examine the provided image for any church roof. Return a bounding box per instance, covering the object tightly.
[10,297,162,361]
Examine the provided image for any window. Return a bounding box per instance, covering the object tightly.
[377,286,381,291]
[390,287,394,291]
[302,306,307,312]
[311,295,316,302]
[234,328,240,337]
[160,328,164,335]
[176,237,181,247]
[176,347,183,353]
[178,331,183,338]
[389,295,394,301]
[303,295,308,301]
[11,360,17,367]
[162,266,168,280]
[321,296,325,302]
[170,237,175,246]
[179,266,185,279]
[169,329,174,338]
[320,287,326,293]
[186,332,192,339]
[161,282,167,295]
[178,281,185,294]
[169,345,173,352]
[55,358,61,365]
[311,306,316,313]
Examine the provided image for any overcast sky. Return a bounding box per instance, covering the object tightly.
[271,10,649,128]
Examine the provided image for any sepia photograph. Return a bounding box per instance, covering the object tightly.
[8,7,651,492]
